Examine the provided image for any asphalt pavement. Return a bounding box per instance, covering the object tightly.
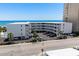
[0,37,78,56]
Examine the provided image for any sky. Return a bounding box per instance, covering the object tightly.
[0,3,64,21]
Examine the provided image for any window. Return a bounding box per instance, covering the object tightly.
[54,27,56,29]
[21,25,22,27]
[54,30,56,32]
[21,29,22,31]
[25,25,28,26]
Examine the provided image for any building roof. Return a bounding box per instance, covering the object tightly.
[9,22,30,24]
[8,22,72,25]
[30,22,72,24]
[45,48,79,56]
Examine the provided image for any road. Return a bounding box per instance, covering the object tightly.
[0,37,79,56]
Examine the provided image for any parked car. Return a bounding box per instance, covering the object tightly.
[43,32,49,35]
[4,38,9,42]
[49,34,56,37]
[45,33,56,37]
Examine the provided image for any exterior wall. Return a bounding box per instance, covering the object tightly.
[25,24,31,38]
[7,24,24,37]
[31,23,44,32]
[31,22,72,34]
[59,23,72,34]
[7,23,31,39]
[6,22,72,39]
[63,23,72,33]
[64,3,79,32]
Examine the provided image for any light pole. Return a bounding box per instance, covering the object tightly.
[40,37,45,56]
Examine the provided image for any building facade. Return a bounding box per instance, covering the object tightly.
[64,3,79,32]
[6,22,72,39]
[7,22,32,39]
[31,22,72,35]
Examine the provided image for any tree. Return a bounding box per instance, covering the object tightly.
[59,31,63,35]
[31,31,42,43]
[32,31,38,38]
[31,31,38,42]
[7,33,14,42]
[57,28,63,37]
[0,26,2,40]
[57,29,67,39]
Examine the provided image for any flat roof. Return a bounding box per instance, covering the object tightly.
[45,48,79,56]
[9,22,30,24]
[30,22,72,24]
[8,22,72,25]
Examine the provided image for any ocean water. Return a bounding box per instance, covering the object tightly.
[0,20,63,26]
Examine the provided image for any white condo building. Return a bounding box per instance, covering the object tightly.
[6,22,32,39]
[31,22,72,35]
[6,22,72,39]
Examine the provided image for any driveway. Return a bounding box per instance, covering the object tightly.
[37,33,56,40]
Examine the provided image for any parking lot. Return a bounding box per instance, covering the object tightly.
[37,32,73,41]
[37,33,56,41]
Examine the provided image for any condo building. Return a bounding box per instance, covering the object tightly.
[64,3,79,32]
[6,22,32,39]
[6,22,72,39]
[31,22,72,35]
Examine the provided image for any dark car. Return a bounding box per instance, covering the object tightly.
[49,34,56,37]
[43,32,49,35]
[57,35,67,39]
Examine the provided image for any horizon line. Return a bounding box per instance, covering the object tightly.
[0,20,63,21]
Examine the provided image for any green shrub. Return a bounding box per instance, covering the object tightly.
[30,38,37,42]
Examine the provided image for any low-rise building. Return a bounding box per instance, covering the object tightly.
[31,22,72,35]
[6,22,72,40]
[6,22,32,39]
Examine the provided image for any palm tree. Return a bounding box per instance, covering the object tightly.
[31,31,38,42]
[59,31,63,36]
[57,29,67,39]
[31,31,42,42]
[57,28,63,37]
[7,33,14,42]
[0,26,2,39]
[32,31,38,38]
